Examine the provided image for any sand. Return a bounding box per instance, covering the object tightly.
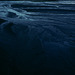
[0,1,75,75]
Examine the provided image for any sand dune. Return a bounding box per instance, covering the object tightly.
[0,1,75,75]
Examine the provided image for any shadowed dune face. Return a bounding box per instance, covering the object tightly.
[0,17,75,75]
[0,18,6,24]
[7,12,18,18]
[0,18,46,75]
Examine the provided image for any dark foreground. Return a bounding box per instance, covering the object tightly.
[0,1,75,75]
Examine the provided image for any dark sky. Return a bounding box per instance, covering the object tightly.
[0,0,58,1]
[0,0,72,1]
